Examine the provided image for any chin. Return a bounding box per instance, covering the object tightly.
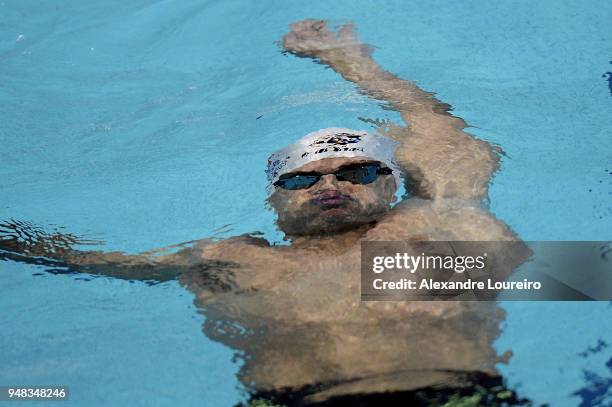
[310,214,371,234]
[276,204,382,236]
[318,206,351,218]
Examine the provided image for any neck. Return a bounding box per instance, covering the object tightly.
[286,222,375,252]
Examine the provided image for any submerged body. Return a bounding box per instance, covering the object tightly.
[0,19,528,405]
[177,197,519,402]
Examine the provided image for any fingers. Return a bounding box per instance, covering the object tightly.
[338,23,358,42]
[282,19,365,57]
[282,19,334,56]
[289,19,328,33]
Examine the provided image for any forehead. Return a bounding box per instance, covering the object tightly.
[290,156,376,173]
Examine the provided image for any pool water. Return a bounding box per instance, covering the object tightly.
[1,0,611,406]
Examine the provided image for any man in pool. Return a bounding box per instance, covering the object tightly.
[1,20,528,406]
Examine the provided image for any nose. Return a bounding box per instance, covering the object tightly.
[315,174,339,189]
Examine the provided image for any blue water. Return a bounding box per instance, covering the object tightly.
[1,0,611,406]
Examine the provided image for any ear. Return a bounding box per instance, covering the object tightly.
[383,177,399,201]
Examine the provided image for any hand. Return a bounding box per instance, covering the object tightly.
[281,19,371,58]
[0,219,100,257]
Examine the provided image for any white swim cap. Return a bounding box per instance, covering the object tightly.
[265,127,402,195]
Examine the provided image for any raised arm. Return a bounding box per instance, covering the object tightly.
[282,19,500,200]
[0,219,237,284]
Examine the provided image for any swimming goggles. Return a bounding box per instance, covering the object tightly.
[273,163,393,190]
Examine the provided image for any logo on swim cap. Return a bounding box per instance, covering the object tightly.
[301,131,364,158]
[265,127,402,194]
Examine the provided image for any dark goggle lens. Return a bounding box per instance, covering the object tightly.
[336,164,379,184]
[274,174,319,190]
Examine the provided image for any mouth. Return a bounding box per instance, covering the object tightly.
[311,191,352,208]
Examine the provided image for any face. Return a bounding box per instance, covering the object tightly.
[267,157,398,236]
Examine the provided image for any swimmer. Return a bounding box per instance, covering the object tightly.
[1,20,530,406]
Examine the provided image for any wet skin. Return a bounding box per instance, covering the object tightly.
[0,19,530,404]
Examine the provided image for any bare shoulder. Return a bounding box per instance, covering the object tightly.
[368,198,520,241]
[186,234,280,264]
